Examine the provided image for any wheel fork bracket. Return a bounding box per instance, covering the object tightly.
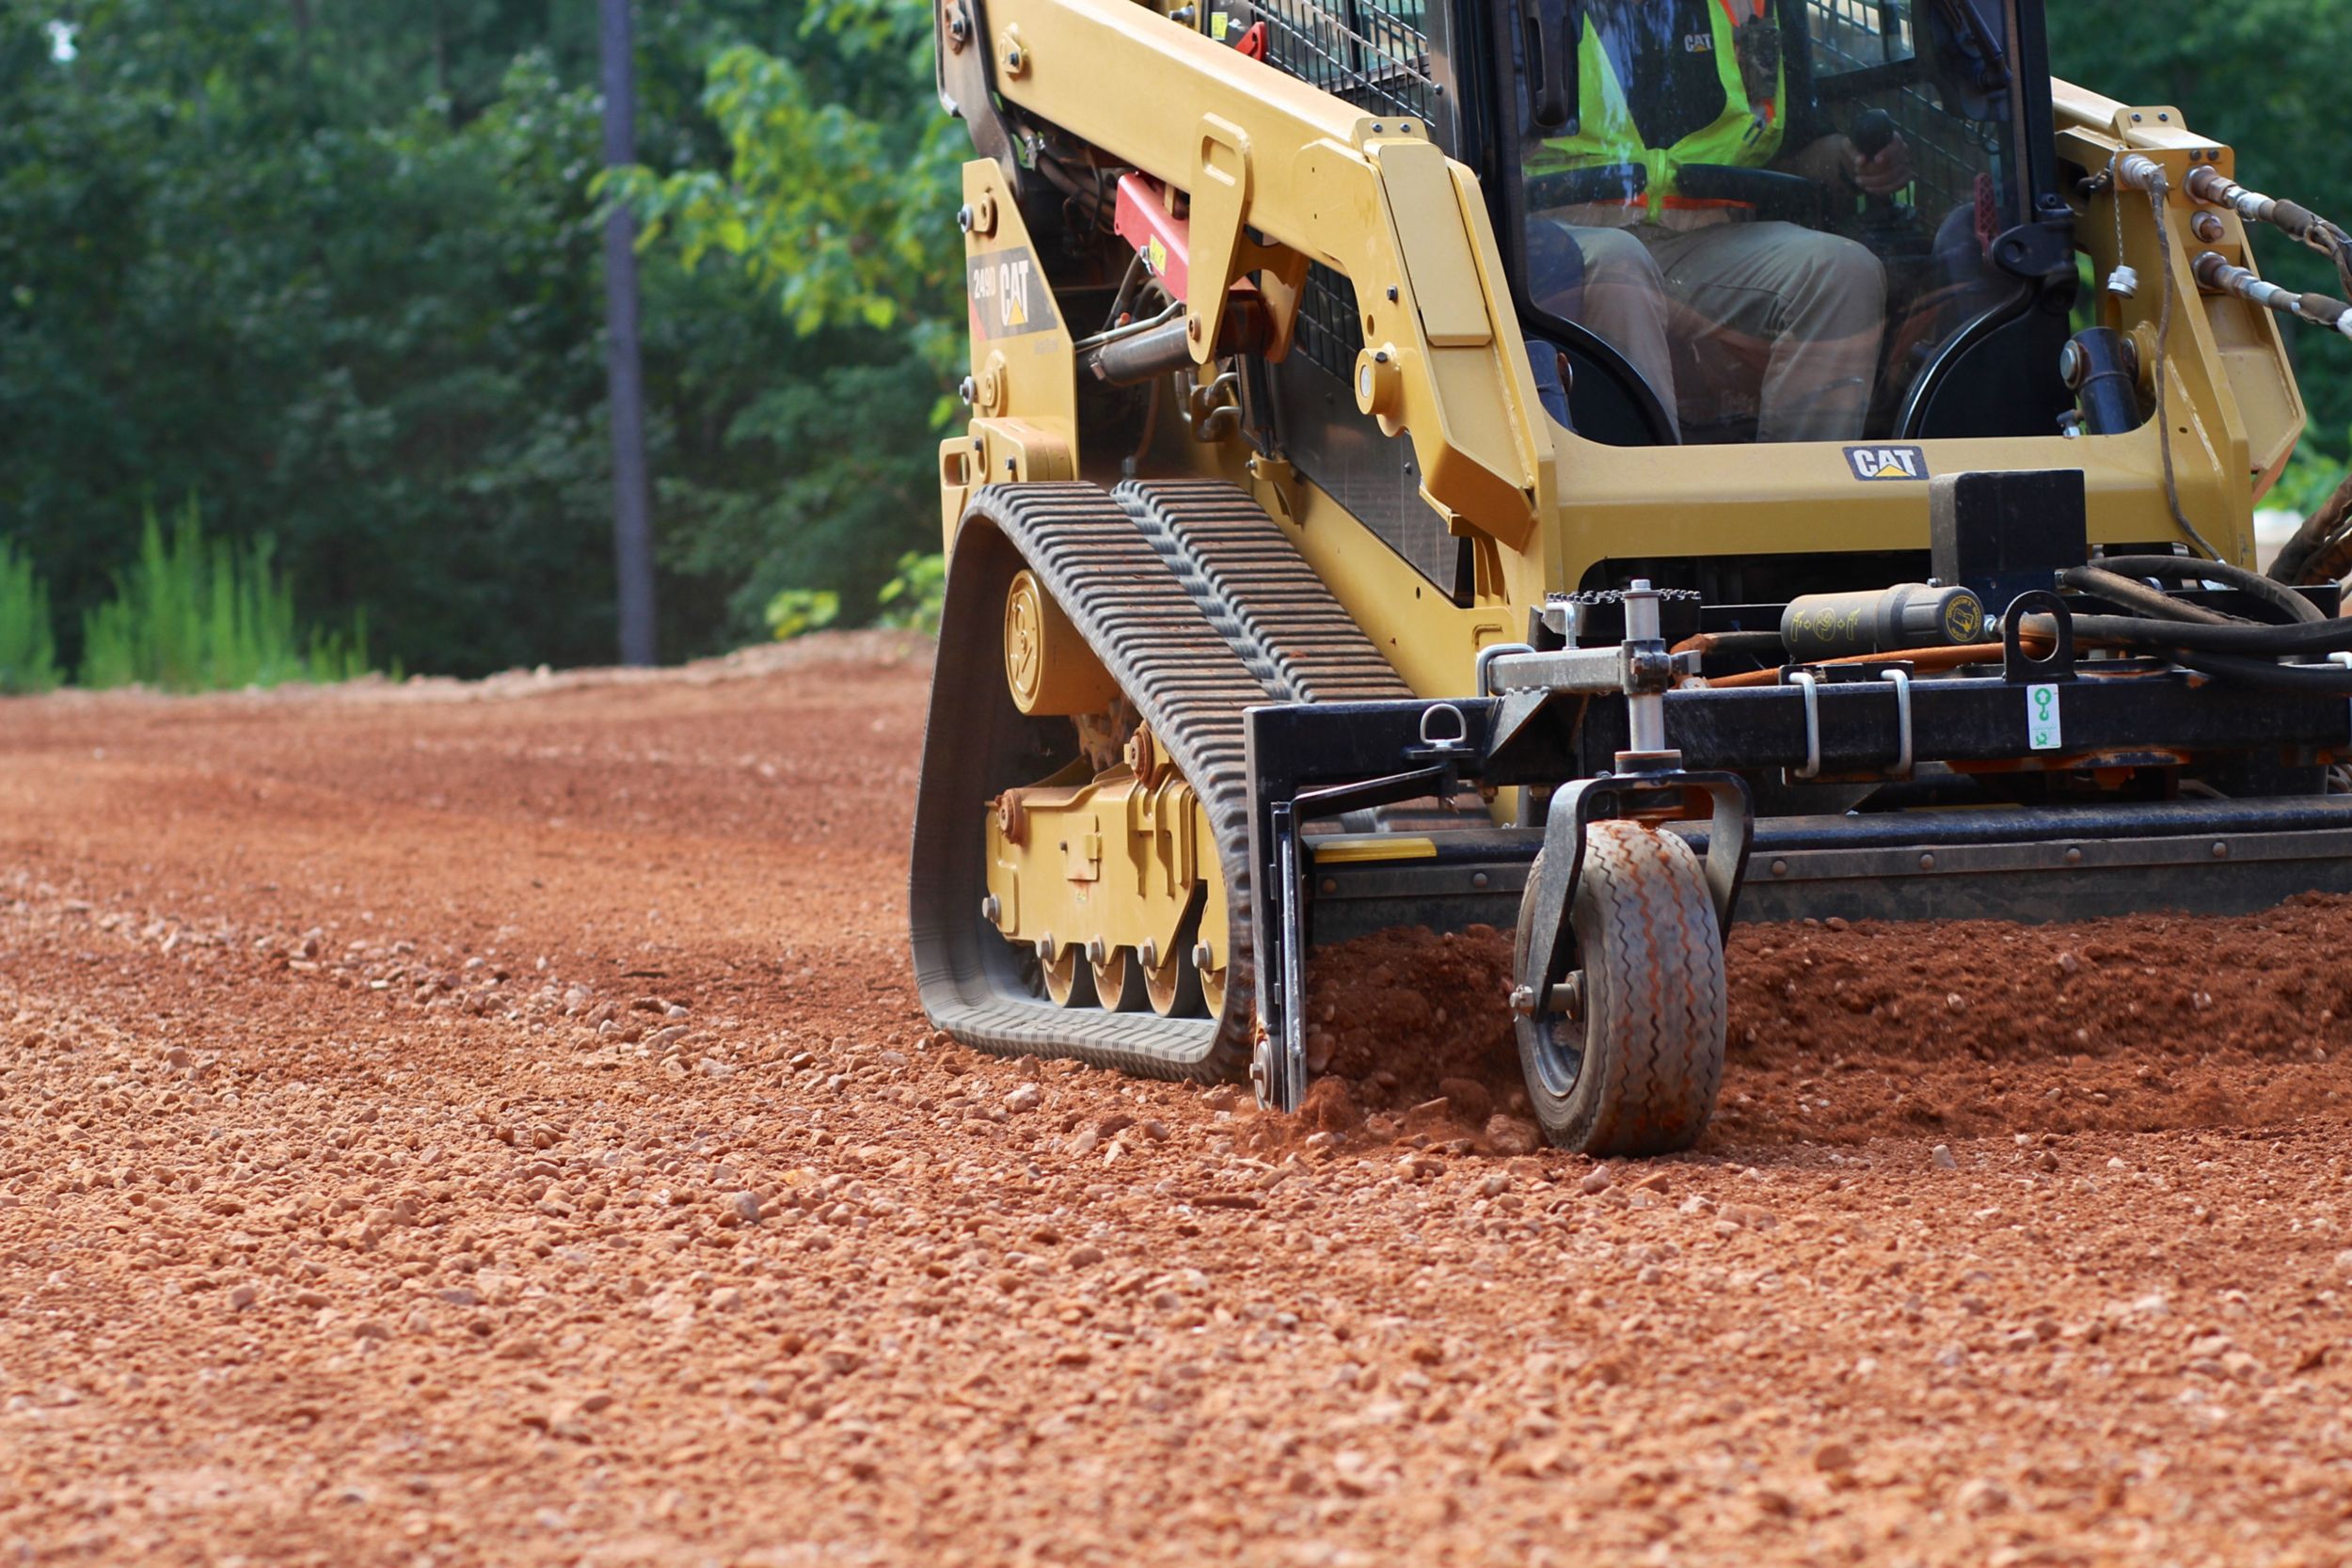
[1513,769,1754,1032]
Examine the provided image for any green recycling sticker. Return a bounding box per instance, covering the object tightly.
[2026,683,2062,751]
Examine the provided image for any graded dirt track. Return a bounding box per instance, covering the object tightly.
[5,634,2352,1567]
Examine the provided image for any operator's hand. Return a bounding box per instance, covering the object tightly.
[1847,131,1913,197]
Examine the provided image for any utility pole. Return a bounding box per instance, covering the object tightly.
[599,0,658,666]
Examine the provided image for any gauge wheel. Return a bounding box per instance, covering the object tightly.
[1512,820,1725,1156]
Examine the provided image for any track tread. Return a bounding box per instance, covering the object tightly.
[912,480,1403,1083]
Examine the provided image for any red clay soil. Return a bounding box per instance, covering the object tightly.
[5,632,2352,1566]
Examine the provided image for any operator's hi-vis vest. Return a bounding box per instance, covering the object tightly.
[1542,0,1786,222]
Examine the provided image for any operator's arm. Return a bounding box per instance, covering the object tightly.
[1765,0,1909,193]
[1783,132,1912,194]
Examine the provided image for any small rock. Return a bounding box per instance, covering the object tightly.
[2106,1156,2128,1171]
[1811,1441,1855,1474]
[1069,1129,1101,1157]
[708,1287,745,1312]
[1580,1164,1616,1196]
[436,1288,480,1307]
[1401,1096,1456,1133]
[1931,1145,1959,1170]
[1004,1084,1041,1114]
[1436,1077,1494,1123]
[726,1191,762,1225]
[1955,1479,2011,1517]
[1203,1085,1240,1112]
[1067,1244,1105,1268]
[1301,1076,1361,1134]
[1485,1116,1540,1158]
[227,1285,257,1311]
[1479,1174,1512,1199]
[294,1290,330,1309]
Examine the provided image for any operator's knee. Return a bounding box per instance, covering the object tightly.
[1788,233,1885,336]
[1575,225,1665,289]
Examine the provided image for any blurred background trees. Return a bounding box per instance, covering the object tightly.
[0,0,2345,676]
[0,0,953,676]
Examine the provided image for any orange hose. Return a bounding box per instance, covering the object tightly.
[1697,637,2050,689]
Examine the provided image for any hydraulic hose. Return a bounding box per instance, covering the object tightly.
[2088,554,2325,625]
[2059,565,2240,626]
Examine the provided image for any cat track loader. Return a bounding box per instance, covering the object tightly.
[907,0,2352,1152]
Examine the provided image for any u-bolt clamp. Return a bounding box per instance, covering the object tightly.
[1881,667,1914,778]
[1788,669,1822,780]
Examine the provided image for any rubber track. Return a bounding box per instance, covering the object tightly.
[912,480,1407,1081]
[1117,480,1414,706]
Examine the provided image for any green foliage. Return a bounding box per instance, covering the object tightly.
[874,551,946,635]
[2047,2,2352,454]
[607,0,965,375]
[611,0,961,633]
[0,538,60,694]
[763,586,840,639]
[1,0,917,674]
[2272,433,2349,517]
[78,502,377,691]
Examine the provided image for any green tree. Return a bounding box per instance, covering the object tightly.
[610,0,964,629]
[1,0,925,673]
[2047,0,2352,456]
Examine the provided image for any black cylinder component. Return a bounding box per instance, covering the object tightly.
[1079,296,1273,386]
[2058,326,2142,435]
[1780,582,1985,660]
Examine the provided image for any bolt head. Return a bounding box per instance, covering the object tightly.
[980,894,1002,925]
[956,204,974,233]
[1087,937,1106,963]
[1192,942,1215,971]
[1138,941,1158,970]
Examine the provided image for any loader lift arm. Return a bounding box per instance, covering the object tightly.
[938,0,1553,559]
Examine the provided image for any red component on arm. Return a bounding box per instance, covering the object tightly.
[1113,172,1190,301]
[1235,21,1268,59]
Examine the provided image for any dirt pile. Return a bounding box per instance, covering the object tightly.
[1295,891,2352,1156]
[1295,925,1529,1153]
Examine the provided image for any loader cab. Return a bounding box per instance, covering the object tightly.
[1248,0,2073,453]
[1486,0,2076,450]
[1249,0,2084,598]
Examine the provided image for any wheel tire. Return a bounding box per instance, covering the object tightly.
[1512,820,1725,1156]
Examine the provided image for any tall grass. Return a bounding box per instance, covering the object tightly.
[79,503,376,691]
[0,539,62,694]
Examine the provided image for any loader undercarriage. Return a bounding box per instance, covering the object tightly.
[912,0,2352,1155]
[915,479,2352,1155]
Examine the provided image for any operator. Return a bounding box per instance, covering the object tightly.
[1529,0,1911,443]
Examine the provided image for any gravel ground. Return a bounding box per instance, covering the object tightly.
[4,635,2351,1567]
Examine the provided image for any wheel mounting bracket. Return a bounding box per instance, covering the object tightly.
[1514,769,1754,1029]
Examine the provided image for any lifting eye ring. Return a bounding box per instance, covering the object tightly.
[1419,702,1470,752]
